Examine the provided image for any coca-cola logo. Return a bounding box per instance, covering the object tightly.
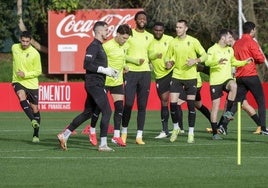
[56,14,134,38]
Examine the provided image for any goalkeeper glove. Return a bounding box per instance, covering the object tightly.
[97,66,119,78]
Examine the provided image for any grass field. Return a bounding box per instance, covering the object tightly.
[0,110,268,188]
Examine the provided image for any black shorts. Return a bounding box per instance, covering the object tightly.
[105,84,124,95]
[170,78,197,96]
[155,72,172,96]
[12,82,39,105]
[235,76,264,102]
[210,79,233,100]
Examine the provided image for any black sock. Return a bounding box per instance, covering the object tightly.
[218,116,224,128]
[170,103,178,124]
[251,114,261,126]
[161,106,169,133]
[198,105,211,122]
[33,112,41,137]
[114,100,123,130]
[33,127,39,137]
[177,105,183,130]
[20,100,35,121]
[211,122,218,135]
[226,100,234,112]
[187,100,196,128]
[33,112,41,124]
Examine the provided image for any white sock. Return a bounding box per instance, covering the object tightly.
[136,130,143,138]
[100,137,107,146]
[173,123,180,130]
[188,127,194,135]
[121,127,128,134]
[63,129,72,140]
[90,127,96,134]
[113,130,120,138]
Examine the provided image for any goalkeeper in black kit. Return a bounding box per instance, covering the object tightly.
[57,21,118,152]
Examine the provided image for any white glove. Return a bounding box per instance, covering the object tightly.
[97,66,119,78]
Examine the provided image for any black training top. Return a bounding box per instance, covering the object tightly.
[83,38,108,87]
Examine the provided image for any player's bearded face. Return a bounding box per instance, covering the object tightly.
[20,37,31,50]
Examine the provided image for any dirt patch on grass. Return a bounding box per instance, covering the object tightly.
[0,53,12,62]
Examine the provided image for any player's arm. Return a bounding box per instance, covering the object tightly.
[126,55,144,65]
[205,48,218,67]
[230,55,251,67]
[251,41,265,64]
[195,40,208,63]
[164,42,175,69]
[148,43,162,61]
[187,41,207,66]
[83,44,99,72]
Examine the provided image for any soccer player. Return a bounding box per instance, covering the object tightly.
[57,21,119,151]
[205,29,251,140]
[232,21,268,135]
[88,24,132,147]
[11,31,42,143]
[215,26,268,135]
[165,19,207,143]
[121,11,154,145]
[148,21,174,138]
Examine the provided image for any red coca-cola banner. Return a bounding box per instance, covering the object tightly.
[48,9,142,74]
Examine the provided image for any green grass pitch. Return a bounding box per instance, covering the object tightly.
[0,111,267,188]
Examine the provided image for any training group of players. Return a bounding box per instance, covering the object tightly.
[12,11,267,152]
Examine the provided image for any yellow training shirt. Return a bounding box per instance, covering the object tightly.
[103,38,128,86]
[12,44,42,89]
[205,43,247,85]
[148,34,174,79]
[125,29,153,72]
[165,35,207,80]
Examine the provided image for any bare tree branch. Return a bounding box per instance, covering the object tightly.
[17,0,48,53]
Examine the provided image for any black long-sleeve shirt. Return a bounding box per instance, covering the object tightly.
[83,38,108,87]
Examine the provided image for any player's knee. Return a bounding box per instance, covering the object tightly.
[114,100,123,114]
[229,81,237,91]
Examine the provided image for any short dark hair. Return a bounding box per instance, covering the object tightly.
[20,31,32,39]
[243,21,255,34]
[177,19,188,26]
[93,21,108,32]
[117,24,132,36]
[219,28,232,39]
[134,11,146,21]
[153,22,165,28]
[230,29,239,40]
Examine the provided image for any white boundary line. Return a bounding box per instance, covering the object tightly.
[1,156,268,160]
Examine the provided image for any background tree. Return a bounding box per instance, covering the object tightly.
[1,0,267,80]
[0,0,18,52]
